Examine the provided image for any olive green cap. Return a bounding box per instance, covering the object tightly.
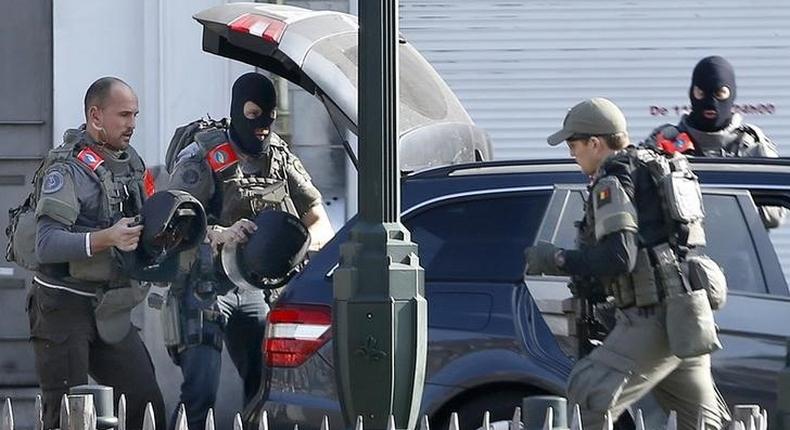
[547,97,627,146]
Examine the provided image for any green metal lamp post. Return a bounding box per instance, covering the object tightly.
[332,1,427,429]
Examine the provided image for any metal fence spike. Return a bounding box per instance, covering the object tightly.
[760,409,768,430]
[420,415,430,430]
[666,411,678,430]
[483,411,491,430]
[233,413,243,430]
[569,404,582,430]
[387,416,396,430]
[320,416,329,430]
[174,404,187,430]
[34,395,43,430]
[355,416,364,430]
[60,394,70,430]
[66,394,96,430]
[205,409,215,430]
[1,398,13,430]
[542,407,553,430]
[603,410,613,430]
[449,412,459,430]
[142,403,156,430]
[510,407,521,430]
[258,410,269,430]
[747,415,757,430]
[118,395,127,430]
[634,409,645,430]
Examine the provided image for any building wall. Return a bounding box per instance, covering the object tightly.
[398,0,790,160]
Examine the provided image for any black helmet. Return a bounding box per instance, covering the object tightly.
[123,190,207,281]
[220,210,310,290]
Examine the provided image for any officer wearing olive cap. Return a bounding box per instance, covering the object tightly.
[24,77,165,430]
[644,56,783,227]
[165,72,334,430]
[525,98,729,430]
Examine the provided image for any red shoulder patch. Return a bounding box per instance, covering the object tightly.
[143,168,156,197]
[76,147,105,171]
[206,142,239,172]
[656,131,695,154]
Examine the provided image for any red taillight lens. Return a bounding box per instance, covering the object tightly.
[228,13,286,44]
[265,304,332,368]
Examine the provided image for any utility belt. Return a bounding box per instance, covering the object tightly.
[604,243,726,311]
[601,243,726,359]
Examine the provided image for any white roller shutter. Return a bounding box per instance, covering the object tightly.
[399,0,790,160]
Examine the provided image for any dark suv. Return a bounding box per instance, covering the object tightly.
[246,157,790,430]
[191,4,790,430]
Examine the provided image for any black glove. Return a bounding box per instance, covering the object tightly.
[524,241,564,276]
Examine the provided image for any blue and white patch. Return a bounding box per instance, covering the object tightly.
[42,171,65,194]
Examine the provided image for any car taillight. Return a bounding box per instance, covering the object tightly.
[265,304,332,368]
[228,13,286,44]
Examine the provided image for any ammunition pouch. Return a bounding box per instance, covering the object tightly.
[69,249,122,282]
[651,243,722,358]
[686,255,728,310]
[632,248,660,307]
[665,289,722,358]
[5,202,38,271]
[662,170,704,224]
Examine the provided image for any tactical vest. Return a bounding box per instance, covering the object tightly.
[193,129,298,226]
[648,115,775,158]
[583,147,706,309]
[7,127,147,289]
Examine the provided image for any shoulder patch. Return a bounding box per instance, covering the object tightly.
[596,186,612,207]
[76,147,105,171]
[181,168,200,185]
[206,142,239,172]
[42,170,65,194]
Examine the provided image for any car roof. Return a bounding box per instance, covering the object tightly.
[401,156,790,210]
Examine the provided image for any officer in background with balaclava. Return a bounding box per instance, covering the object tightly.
[165,72,334,430]
[644,55,784,227]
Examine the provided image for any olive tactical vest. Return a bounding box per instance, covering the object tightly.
[9,128,147,290]
[194,129,298,226]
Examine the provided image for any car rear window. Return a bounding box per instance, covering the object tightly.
[404,191,550,282]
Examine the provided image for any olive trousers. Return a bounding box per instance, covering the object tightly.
[567,306,730,430]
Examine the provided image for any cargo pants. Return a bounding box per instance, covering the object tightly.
[171,287,268,430]
[567,306,731,430]
[27,282,166,430]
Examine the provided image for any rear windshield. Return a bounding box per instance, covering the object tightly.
[307,32,472,133]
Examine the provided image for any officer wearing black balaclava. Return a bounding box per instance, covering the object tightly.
[164,72,334,430]
[687,56,736,133]
[644,55,784,227]
[229,72,277,157]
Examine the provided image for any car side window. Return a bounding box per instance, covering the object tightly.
[553,191,585,250]
[404,192,550,282]
[703,194,767,294]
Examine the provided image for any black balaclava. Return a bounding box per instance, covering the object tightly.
[229,73,277,157]
[687,56,736,132]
